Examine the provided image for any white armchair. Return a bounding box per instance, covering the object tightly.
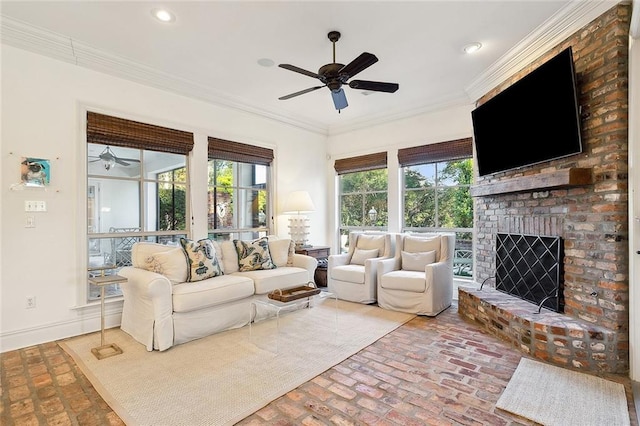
[377,232,455,316]
[327,231,396,304]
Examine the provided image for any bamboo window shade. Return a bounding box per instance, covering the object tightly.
[397,138,473,167]
[398,138,473,167]
[208,137,274,165]
[87,112,194,154]
[334,152,387,175]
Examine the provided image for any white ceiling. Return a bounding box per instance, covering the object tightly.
[0,1,627,135]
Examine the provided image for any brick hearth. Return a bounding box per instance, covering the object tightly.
[458,286,623,373]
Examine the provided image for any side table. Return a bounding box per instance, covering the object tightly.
[88,274,127,360]
[295,246,330,287]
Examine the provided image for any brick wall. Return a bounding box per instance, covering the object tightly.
[469,3,630,373]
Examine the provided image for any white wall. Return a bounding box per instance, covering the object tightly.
[0,46,327,352]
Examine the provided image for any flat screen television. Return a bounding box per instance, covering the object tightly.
[471,47,583,177]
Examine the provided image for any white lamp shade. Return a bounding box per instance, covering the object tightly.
[283,191,315,214]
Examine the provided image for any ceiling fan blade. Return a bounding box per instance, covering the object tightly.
[115,158,130,166]
[339,52,378,79]
[279,64,322,80]
[279,85,325,100]
[331,88,348,110]
[99,153,115,162]
[117,157,141,163]
[349,80,399,93]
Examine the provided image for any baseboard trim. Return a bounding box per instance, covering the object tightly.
[0,307,122,353]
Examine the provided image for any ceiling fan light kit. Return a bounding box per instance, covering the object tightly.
[89,146,140,171]
[278,31,399,111]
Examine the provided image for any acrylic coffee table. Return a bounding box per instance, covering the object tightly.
[249,289,338,353]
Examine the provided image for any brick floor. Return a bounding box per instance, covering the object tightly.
[2,303,637,425]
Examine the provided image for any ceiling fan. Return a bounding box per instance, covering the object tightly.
[89,146,140,170]
[278,31,399,111]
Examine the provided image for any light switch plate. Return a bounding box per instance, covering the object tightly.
[24,201,46,212]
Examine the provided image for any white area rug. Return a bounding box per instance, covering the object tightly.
[60,300,414,426]
[496,357,630,426]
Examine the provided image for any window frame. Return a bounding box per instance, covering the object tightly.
[335,152,389,253]
[398,138,474,279]
[86,146,190,302]
[84,112,194,304]
[206,137,273,243]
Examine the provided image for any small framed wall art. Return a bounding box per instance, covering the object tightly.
[21,157,50,187]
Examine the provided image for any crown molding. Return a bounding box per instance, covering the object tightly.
[0,15,329,136]
[465,1,622,104]
[2,2,626,138]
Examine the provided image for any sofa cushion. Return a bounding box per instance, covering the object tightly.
[172,274,254,313]
[235,267,309,295]
[331,264,365,284]
[234,237,277,272]
[404,235,441,259]
[142,247,188,284]
[267,237,295,267]
[401,250,436,272]
[380,270,426,292]
[350,248,379,265]
[180,238,224,282]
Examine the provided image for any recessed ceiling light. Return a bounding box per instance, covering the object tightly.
[463,42,482,54]
[257,58,275,67]
[152,8,175,23]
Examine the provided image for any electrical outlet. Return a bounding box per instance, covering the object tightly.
[25,216,35,228]
[26,296,36,309]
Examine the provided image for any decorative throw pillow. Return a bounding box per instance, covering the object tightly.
[211,239,225,274]
[356,234,386,254]
[267,237,292,267]
[234,237,277,272]
[404,235,441,259]
[180,238,224,282]
[143,247,188,284]
[287,239,295,266]
[220,240,239,274]
[350,248,379,265]
[401,250,437,272]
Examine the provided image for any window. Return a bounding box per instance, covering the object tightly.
[399,138,474,278]
[335,152,387,253]
[207,137,273,242]
[86,112,193,302]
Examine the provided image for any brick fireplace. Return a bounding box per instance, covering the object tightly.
[459,4,630,374]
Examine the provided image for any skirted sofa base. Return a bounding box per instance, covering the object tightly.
[119,236,317,351]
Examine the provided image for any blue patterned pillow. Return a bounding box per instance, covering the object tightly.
[234,237,277,272]
[180,238,224,282]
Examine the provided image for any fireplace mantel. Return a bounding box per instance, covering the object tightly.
[470,167,592,197]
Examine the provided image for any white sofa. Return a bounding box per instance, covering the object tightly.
[119,236,317,351]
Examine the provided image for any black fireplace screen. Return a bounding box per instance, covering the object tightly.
[495,233,564,312]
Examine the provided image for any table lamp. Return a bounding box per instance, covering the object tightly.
[283,190,315,248]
